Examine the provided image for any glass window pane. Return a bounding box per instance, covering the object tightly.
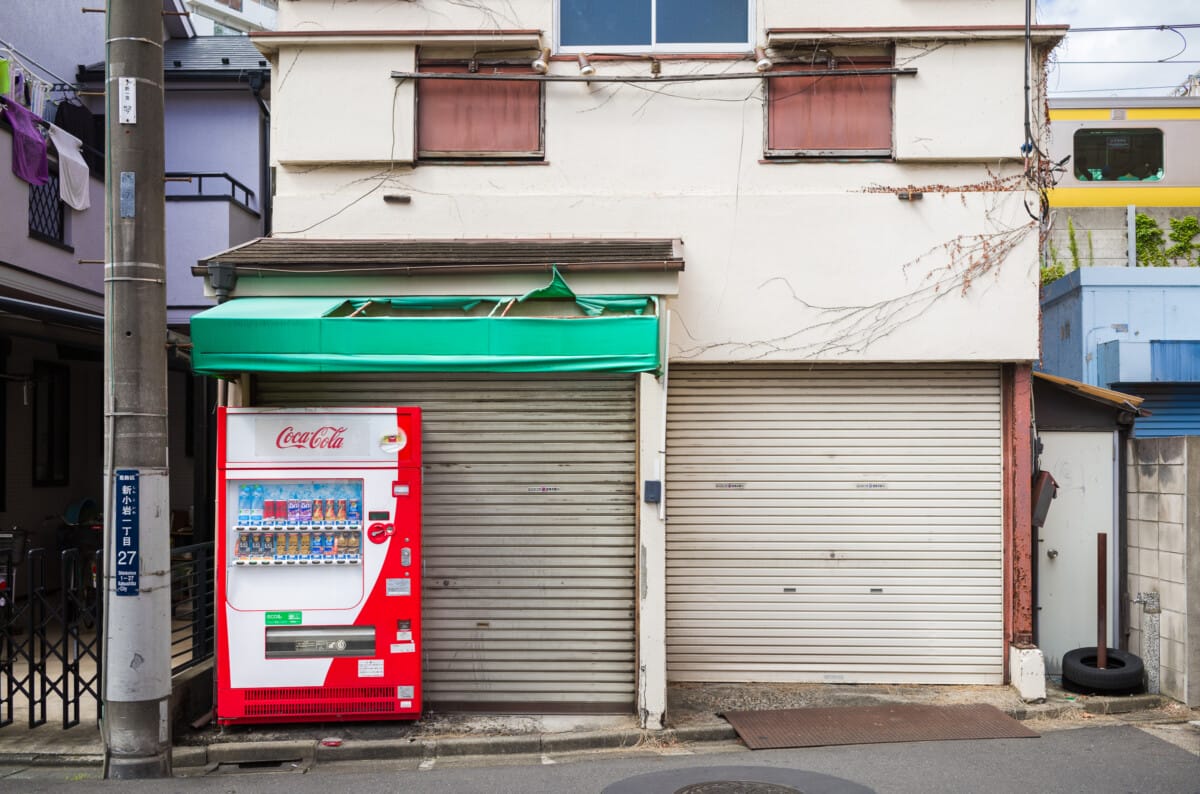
[657,0,748,44]
[1073,129,1163,182]
[560,0,651,47]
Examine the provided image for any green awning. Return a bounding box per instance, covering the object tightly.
[190,273,660,375]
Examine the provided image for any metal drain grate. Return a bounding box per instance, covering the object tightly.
[676,783,804,794]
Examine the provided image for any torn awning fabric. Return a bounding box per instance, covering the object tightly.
[189,269,660,375]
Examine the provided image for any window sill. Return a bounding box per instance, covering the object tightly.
[416,159,550,166]
[761,154,893,164]
[28,231,74,253]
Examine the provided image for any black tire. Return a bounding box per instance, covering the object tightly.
[1061,646,1145,694]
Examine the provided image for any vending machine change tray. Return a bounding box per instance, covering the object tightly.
[265,625,375,659]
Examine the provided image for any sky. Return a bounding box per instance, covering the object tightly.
[1039,0,1199,96]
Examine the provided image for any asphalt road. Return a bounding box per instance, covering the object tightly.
[6,723,1199,793]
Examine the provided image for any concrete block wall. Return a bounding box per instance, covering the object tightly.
[1126,436,1200,706]
[1049,207,1200,270]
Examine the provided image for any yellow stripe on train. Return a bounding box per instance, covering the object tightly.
[1048,186,1200,208]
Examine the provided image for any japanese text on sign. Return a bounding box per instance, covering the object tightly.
[115,469,140,596]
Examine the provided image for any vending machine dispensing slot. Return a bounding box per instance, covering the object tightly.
[216,407,423,725]
[264,626,376,659]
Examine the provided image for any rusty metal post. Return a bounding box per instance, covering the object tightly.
[1097,532,1107,669]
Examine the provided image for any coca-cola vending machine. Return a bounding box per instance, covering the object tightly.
[215,407,422,725]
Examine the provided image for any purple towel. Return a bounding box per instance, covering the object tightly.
[2,99,49,186]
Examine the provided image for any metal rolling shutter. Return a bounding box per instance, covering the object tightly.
[666,364,1003,685]
[255,373,637,710]
[1128,384,1200,437]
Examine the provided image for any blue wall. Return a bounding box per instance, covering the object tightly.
[1040,268,1200,386]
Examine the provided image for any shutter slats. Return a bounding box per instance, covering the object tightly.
[666,364,1004,685]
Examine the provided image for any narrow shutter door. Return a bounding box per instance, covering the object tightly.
[256,373,637,709]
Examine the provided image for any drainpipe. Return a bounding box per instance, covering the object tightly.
[1133,591,1160,694]
[248,70,270,235]
[207,262,237,304]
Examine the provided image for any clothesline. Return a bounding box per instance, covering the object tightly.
[0,95,92,211]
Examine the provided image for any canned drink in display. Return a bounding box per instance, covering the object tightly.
[311,499,324,523]
[347,499,360,524]
[287,499,300,524]
[324,533,335,557]
[336,499,347,523]
[326,499,338,524]
[262,499,276,525]
[299,532,311,558]
[299,498,313,524]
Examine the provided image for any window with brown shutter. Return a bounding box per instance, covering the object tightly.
[766,56,893,158]
[417,63,544,160]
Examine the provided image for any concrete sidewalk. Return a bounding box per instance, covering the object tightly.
[0,680,1187,771]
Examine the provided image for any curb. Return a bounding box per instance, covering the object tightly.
[1,694,1179,769]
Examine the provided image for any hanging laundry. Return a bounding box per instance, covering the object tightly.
[1,98,49,186]
[47,125,90,210]
[53,100,96,152]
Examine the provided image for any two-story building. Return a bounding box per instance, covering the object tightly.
[190,0,1065,726]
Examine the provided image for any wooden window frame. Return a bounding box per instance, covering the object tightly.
[764,55,894,160]
[416,60,545,162]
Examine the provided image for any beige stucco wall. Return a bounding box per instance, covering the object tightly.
[278,0,1031,34]
[254,0,1047,363]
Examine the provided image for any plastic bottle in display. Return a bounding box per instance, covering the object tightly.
[251,485,265,523]
[238,485,252,524]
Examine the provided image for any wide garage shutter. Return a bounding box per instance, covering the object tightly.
[255,373,637,710]
[666,364,1003,684]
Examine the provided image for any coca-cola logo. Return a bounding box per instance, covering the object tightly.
[275,425,348,450]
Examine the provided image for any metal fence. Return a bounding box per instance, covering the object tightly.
[0,546,101,729]
[0,540,215,729]
[169,542,215,675]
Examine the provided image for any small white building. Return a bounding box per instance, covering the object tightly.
[191,0,1066,726]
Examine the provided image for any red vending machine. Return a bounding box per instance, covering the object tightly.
[215,406,422,725]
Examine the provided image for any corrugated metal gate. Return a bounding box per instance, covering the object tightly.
[255,373,637,711]
[1127,384,1200,437]
[665,364,1004,685]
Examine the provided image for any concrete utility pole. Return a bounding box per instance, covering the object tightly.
[102,0,172,778]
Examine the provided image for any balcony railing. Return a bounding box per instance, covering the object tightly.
[165,171,257,214]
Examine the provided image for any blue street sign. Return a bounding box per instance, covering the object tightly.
[115,469,140,596]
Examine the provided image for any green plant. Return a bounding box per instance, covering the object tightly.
[1135,213,1168,267]
[1087,230,1095,267]
[1040,260,1066,286]
[1166,215,1200,266]
[1067,216,1081,270]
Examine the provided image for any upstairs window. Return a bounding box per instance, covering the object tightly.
[1073,129,1163,182]
[28,171,71,250]
[416,62,543,160]
[559,0,752,53]
[766,56,893,158]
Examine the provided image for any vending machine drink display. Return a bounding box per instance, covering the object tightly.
[216,407,422,725]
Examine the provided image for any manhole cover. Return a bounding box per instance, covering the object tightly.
[676,784,803,794]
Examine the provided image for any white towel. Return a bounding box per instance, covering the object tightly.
[46,124,90,210]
